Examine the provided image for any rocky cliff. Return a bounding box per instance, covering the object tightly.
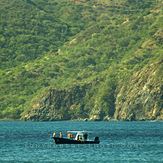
[23,84,91,121]
[115,61,163,120]
[24,61,163,121]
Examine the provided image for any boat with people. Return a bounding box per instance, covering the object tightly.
[52,131,100,144]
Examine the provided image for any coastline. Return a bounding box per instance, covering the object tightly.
[0,118,162,122]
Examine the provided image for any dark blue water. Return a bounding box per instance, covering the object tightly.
[0,121,163,162]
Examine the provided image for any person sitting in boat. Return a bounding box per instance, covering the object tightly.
[67,133,74,139]
[77,135,83,141]
[77,135,80,141]
[70,134,74,139]
[67,133,71,139]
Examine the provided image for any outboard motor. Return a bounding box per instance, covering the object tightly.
[94,136,100,143]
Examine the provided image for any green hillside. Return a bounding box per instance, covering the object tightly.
[0,0,163,120]
[0,0,89,69]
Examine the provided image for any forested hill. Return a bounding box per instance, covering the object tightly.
[0,0,163,121]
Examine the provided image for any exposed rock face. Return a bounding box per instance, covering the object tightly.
[115,61,163,120]
[24,85,91,121]
[24,61,163,121]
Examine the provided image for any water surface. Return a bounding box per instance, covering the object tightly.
[0,121,163,162]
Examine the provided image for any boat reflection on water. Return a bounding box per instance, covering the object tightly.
[52,131,100,144]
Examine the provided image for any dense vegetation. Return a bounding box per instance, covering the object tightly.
[0,0,162,120]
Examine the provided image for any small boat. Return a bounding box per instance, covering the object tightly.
[52,131,100,144]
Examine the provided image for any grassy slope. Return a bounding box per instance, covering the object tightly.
[0,0,162,119]
[0,0,89,69]
[0,0,94,118]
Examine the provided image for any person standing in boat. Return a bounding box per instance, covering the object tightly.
[53,132,56,137]
[83,133,88,141]
[59,132,63,138]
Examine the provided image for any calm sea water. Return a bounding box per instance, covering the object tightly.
[0,121,163,162]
